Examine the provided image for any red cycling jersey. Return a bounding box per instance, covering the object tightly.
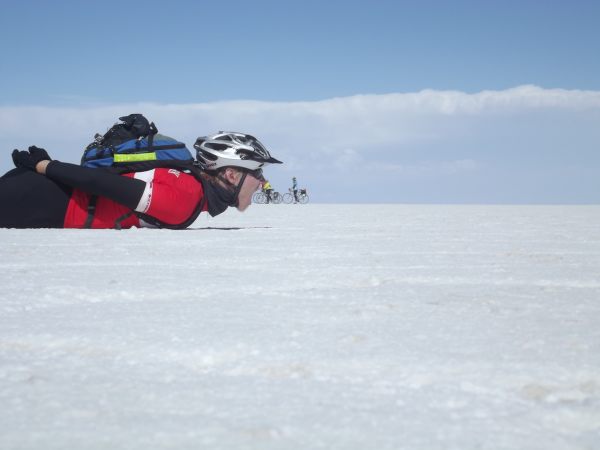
[63,168,206,228]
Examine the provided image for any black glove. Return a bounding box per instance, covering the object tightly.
[11,146,52,170]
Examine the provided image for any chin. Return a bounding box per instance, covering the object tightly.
[237,202,250,212]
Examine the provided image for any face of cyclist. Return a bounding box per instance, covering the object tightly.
[219,167,263,211]
[236,173,262,211]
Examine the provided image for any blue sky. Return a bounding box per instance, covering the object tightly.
[2,0,599,104]
[1,0,599,203]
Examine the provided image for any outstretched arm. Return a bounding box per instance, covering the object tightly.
[36,160,145,210]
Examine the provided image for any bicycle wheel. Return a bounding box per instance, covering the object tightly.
[253,192,267,204]
[298,193,309,204]
[272,192,283,204]
[282,193,293,204]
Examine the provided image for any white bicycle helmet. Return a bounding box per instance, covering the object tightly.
[194,131,282,172]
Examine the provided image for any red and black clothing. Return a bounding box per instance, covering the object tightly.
[0,161,230,229]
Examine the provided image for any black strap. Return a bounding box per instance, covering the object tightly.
[84,195,98,228]
[114,211,134,230]
[134,196,206,230]
[147,132,155,152]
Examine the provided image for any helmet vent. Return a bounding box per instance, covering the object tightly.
[206,143,230,151]
[198,150,219,161]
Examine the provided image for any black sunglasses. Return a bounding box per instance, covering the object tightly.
[246,168,265,181]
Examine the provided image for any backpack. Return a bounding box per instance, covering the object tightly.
[80,114,205,230]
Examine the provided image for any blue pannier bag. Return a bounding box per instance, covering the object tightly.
[81,113,196,174]
[79,114,205,230]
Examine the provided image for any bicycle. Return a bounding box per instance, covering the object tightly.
[283,188,309,204]
[253,191,282,204]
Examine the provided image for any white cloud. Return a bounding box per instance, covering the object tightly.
[1,85,599,202]
[368,159,481,177]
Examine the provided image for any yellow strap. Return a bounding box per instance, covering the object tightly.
[113,152,157,162]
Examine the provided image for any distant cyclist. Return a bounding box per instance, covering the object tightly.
[292,176,298,203]
[263,180,273,203]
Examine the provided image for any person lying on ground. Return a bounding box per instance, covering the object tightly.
[0,132,282,229]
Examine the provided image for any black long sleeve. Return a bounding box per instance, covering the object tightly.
[45,161,146,210]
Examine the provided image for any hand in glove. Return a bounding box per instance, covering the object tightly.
[11,146,52,170]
